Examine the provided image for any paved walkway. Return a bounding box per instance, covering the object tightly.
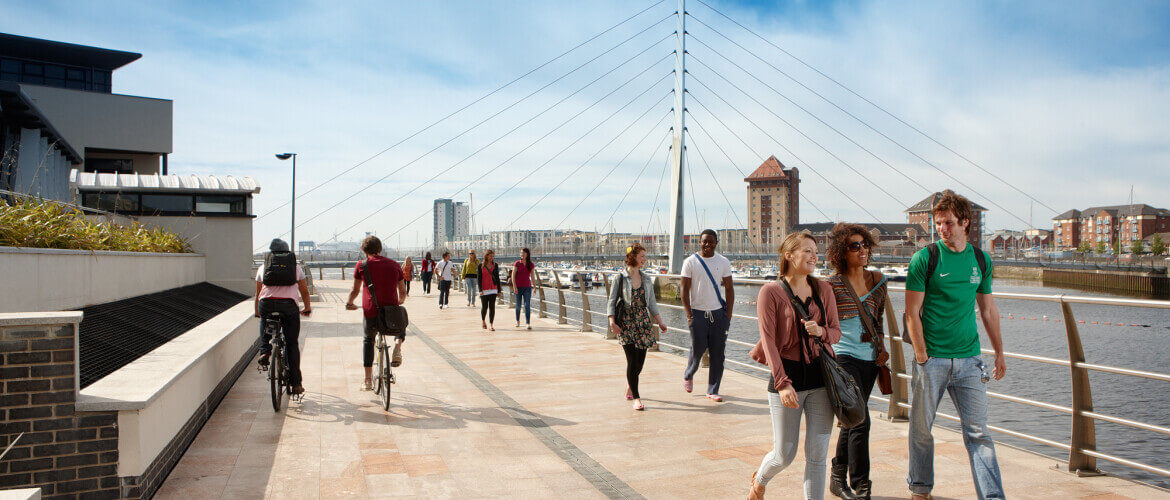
[156,279,1167,499]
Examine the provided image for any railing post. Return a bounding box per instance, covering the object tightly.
[883,299,909,422]
[1061,297,1101,476]
[648,275,659,351]
[536,270,548,319]
[577,271,592,332]
[551,271,567,324]
[602,273,615,339]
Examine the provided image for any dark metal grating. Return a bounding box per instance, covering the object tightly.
[77,282,248,388]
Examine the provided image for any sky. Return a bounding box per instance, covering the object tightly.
[5,0,1169,251]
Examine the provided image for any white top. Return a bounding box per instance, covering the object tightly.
[436,260,456,281]
[681,252,732,311]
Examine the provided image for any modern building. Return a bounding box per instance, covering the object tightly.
[791,222,927,254]
[1,33,172,202]
[744,155,800,250]
[432,198,469,250]
[905,191,987,247]
[1051,204,1170,250]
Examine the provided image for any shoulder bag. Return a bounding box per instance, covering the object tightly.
[612,273,627,329]
[781,277,867,429]
[838,272,893,395]
[361,260,409,335]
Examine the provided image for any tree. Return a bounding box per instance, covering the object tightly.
[1131,239,1146,255]
[1153,234,1166,256]
[1095,240,1108,254]
[1078,241,1091,254]
[1113,240,1122,255]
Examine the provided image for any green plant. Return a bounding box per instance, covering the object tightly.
[1078,241,1091,254]
[1095,240,1108,254]
[0,197,191,253]
[1113,240,1122,255]
[1153,234,1166,256]
[1131,239,1145,255]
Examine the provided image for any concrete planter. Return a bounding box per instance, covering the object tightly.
[0,246,205,313]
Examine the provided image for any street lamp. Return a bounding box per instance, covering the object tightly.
[275,153,296,251]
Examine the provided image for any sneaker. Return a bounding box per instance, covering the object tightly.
[258,353,270,366]
[683,379,693,393]
[706,394,723,402]
[360,380,373,391]
[526,324,532,330]
[391,345,403,367]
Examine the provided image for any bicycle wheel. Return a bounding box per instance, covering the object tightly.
[270,347,284,412]
[374,336,386,397]
[380,343,392,411]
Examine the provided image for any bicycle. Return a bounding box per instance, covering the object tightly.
[261,311,303,411]
[373,331,397,411]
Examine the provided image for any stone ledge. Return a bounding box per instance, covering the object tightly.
[76,301,253,412]
[0,246,200,257]
[0,312,83,327]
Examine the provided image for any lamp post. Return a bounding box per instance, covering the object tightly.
[275,153,296,251]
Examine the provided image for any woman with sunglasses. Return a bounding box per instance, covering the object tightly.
[825,223,887,500]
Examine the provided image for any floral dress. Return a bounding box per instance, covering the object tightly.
[620,284,657,350]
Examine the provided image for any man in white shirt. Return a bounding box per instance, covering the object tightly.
[435,251,455,309]
[680,229,735,401]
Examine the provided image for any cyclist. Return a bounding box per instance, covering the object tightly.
[255,238,311,395]
[345,236,407,391]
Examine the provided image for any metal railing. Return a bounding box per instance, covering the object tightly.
[485,264,1170,479]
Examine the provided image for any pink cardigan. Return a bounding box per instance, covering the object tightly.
[755,279,842,391]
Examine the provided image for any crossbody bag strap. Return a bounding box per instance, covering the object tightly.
[779,278,814,365]
[361,260,381,307]
[838,272,884,355]
[694,253,726,311]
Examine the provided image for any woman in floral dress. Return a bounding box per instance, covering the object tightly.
[607,243,668,411]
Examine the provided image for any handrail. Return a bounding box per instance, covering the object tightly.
[505,263,1170,479]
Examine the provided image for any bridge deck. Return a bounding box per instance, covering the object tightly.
[155,279,1167,499]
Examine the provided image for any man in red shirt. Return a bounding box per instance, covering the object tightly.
[345,236,407,391]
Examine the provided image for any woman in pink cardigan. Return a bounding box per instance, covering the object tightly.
[749,232,842,500]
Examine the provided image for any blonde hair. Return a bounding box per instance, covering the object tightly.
[778,231,816,277]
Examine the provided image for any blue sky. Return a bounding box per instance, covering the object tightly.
[4,0,1169,250]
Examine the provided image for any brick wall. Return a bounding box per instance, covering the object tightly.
[0,319,120,499]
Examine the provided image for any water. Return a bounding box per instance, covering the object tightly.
[539,277,1170,489]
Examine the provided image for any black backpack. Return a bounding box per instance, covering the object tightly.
[262,251,298,286]
[923,242,988,288]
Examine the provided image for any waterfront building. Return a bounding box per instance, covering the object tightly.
[449,233,490,254]
[905,191,987,247]
[432,198,469,250]
[744,155,800,250]
[1052,204,1170,250]
[0,33,172,203]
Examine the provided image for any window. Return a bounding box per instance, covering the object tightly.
[85,158,134,174]
[195,195,245,214]
[82,193,139,212]
[141,194,193,214]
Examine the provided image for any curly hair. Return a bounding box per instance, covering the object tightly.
[361,236,382,255]
[624,242,646,267]
[826,223,877,274]
[778,231,816,277]
[932,189,974,234]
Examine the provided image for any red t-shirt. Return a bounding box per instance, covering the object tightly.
[513,260,534,288]
[354,256,403,319]
[480,263,498,292]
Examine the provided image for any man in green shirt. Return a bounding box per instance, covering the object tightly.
[904,190,1006,500]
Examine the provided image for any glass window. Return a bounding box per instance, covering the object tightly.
[44,65,64,79]
[0,59,19,72]
[195,195,246,214]
[141,194,193,214]
[82,193,139,212]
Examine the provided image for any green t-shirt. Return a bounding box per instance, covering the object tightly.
[906,241,992,358]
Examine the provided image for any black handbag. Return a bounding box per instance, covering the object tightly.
[361,260,409,334]
[780,278,867,429]
[611,273,627,328]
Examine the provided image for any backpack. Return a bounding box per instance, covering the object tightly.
[262,251,298,286]
[923,242,988,288]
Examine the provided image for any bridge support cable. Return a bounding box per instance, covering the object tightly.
[501,93,675,231]
[684,144,701,232]
[601,130,672,237]
[682,127,763,256]
[645,144,673,240]
[380,79,674,245]
[307,48,675,244]
[255,1,670,223]
[684,88,886,223]
[546,111,673,236]
[688,1,1059,216]
[684,108,833,224]
[686,64,911,211]
[686,31,931,195]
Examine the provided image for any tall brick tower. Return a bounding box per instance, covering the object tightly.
[745,155,799,251]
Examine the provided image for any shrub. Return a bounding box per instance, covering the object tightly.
[0,197,191,253]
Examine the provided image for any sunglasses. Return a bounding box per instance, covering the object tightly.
[847,241,869,252]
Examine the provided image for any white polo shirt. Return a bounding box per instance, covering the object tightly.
[681,252,731,312]
[436,259,456,281]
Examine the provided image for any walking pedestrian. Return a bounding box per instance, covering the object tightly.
[825,223,888,500]
[681,229,734,402]
[402,256,414,296]
[511,247,535,330]
[436,251,455,309]
[479,249,500,331]
[607,243,667,411]
[421,252,435,295]
[905,190,1005,500]
[462,250,480,307]
[748,231,842,500]
[343,236,407,391]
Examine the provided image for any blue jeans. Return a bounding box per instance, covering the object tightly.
[755,389,834,498]
[514,286,533,323]
[908,355,1004,499]
[464,277,478,305]
[683,308,728,395]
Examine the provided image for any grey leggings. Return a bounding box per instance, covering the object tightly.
[755,388,834,499]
